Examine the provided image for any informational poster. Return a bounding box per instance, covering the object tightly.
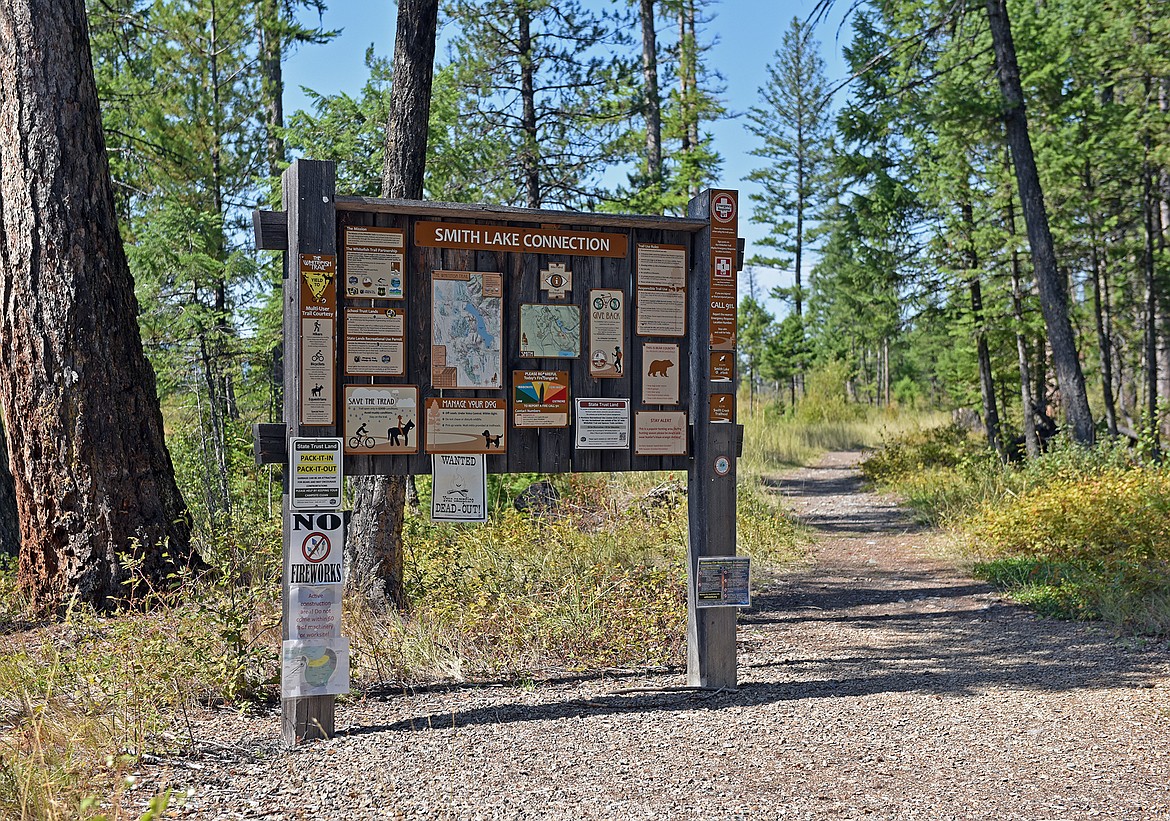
[425,397,507,454]
[574,398,630,449]
[345,306,405,376]
[431,454,488,522]
[344,226,405,299]
[519,304,581,359]
[589,289,624,378]
[288,511,346,586]
[635,244,686,337]
[710,393,735,423]
[695,556,751,608]
[281,638,350,698]
[288,584,342,640]
[513,370,570,428]
[642,342,680,405]
[344,385,419,455]
[299,254,336,425]
[290,438,343,510]
[432,270,503,389]
[634,410,688,456]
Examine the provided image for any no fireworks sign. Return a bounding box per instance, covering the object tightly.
[288,512,345,585]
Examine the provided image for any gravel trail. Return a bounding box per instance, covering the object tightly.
[149,451,1170,819]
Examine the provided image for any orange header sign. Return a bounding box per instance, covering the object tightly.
[416,221,628,258]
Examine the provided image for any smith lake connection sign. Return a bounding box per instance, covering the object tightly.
[415,221,629,258]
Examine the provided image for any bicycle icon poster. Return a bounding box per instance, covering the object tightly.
[343,385,419,455]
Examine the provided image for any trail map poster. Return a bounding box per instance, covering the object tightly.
[519,304,581,358]
[589,289,624,378]
[344,226,404,299]
[431,271,503,389]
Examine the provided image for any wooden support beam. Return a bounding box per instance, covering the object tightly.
[281,160,337,746]
[685,189,739,691]
[252,423,288,466]
[253,209,288,251]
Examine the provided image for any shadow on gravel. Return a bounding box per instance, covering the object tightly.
[360,611,1163,737]
[351,571,1167,737]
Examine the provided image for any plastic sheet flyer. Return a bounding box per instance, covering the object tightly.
[289,584,342,640]
[281,638,350,698]
[695,557,751,608]
[431,454,488,522]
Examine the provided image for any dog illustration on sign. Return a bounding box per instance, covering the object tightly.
[647,359,674,377]
[482,430,502,449]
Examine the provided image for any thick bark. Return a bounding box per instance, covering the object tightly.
[639,0,662,198]
[380,0,437,200]
[986,0,1094,445]
[0,0,194,610]
[348,0,438,613]
[0,417,18,557]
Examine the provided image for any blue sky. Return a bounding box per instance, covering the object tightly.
[282,1,856,317]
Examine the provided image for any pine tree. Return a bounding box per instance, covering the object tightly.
[0,0,196,610]
[446,0,635,209]
[747,16,832,320]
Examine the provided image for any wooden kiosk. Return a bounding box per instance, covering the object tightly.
[255,159,742,745]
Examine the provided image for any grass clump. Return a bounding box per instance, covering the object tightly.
[862,429,1170,634]
[350,471,803,683]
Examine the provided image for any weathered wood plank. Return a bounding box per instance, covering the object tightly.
[685,190,737,690]
[281,159,337,745]
[253,209,288,251]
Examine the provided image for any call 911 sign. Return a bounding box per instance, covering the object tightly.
[289,512,345,585]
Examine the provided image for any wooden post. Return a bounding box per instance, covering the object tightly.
[685,189,739,690]
[281,159,338,744]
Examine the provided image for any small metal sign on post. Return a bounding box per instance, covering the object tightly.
[290,438,343,510]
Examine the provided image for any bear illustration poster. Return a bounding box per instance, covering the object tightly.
[642,342,680,405]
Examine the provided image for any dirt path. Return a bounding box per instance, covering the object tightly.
[156,452,1170,820]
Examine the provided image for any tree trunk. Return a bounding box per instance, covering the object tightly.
[0,416,18,557]
[348,0,438,613]
[257,0,286,180]
[0,0,195,611]
[1143,135,1160,452]
[518,7,540,209]
[985,0,1094,446]
[961,200,1004,459]
[639,0,662,201]
[1004,169,1041,457]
